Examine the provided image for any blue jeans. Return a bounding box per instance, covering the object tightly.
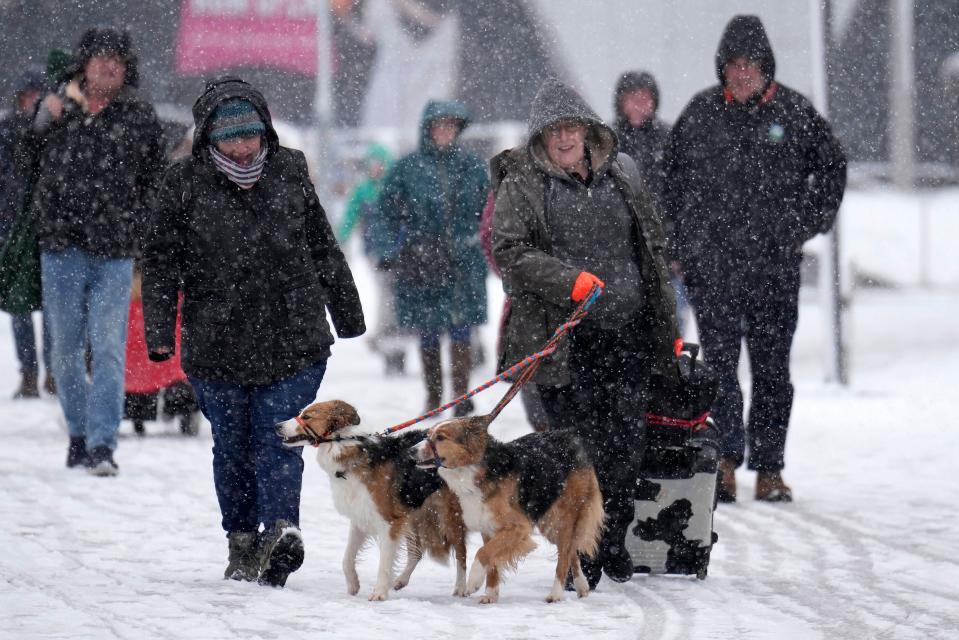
[41,249,133,450]
[11,312,52,375]
[189,359,328,534]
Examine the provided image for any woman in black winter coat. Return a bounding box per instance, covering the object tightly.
[141,76,365,588]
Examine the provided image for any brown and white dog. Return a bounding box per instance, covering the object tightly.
[412,415,605,603]
[275,400,467,600]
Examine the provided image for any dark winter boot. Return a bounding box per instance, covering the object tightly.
[257,520,304,587]
[450,341,473,417]
[66,436,88,468]
[86,446,118,477]
[601,538,634,583]
[224,532,259,581]
[755,471,793,502]
[13,371,39,399]
[419,345,443,412]
[717,458,738,504]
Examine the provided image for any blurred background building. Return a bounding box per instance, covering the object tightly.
[1,0,957,180]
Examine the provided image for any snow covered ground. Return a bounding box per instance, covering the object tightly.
[3,205,959,639]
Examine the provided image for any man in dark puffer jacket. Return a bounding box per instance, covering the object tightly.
[142,76,365,588]
[17,28,164,476]
[663,15,847,503]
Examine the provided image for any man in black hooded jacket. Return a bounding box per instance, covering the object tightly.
[142,76,365,587]
[663,15,846,503]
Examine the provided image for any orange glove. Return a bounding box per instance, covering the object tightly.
[571,271,604,302]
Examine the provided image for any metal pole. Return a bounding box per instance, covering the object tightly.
[889,0,917,189]
[811,0,848,385]
[313,1,334,203]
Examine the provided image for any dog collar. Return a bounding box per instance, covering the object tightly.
[424,438,445,468]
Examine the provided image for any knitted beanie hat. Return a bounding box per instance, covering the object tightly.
[208,99,265,142]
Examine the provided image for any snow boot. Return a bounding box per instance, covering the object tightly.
[716,458,738,503]
[755,471,793,502]
[66,436,88,468]
[257,520,304,587]
[602,540,634,583]
[13,371,39,399]
[86,446,118,477]
[420,345,443,412]
[224,532,259,581]
[450,341,473,417]
[384,351,406,376]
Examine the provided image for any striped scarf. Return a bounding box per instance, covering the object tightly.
[209,145,267,189]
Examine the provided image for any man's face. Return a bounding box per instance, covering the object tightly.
[215,134,263,166]
[429,117,461,150]
[621,88,656,127]
[724,57,766,103]
[543,120,587,172]
[84,52,126,97]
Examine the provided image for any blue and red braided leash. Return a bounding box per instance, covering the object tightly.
[379,285,603,435]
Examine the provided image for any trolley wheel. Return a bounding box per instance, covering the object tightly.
[696,567,708,580]
[133,420,146,436]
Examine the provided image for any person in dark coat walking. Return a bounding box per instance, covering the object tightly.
[0,68,54,399]
[16,28,164,475]
[374,100,488,416]
[142,76,365,587]
[662,15,847,503]
[614,70,691,334]
[492,79,678,589]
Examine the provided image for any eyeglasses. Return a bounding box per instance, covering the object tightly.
[543,121,587,138]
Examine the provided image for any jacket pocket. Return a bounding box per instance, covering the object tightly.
[182,295,235,366]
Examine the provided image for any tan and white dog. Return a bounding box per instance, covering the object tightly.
[412,415,605,603]
[276,400,467,600]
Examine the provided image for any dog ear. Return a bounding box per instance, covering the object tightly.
[333,401,361,428]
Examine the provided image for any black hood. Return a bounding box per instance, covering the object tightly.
[715,14,776,84]
[526,79,617,179]
[191,76,280,161]
[613,70,659,123]
[69,27,140,88]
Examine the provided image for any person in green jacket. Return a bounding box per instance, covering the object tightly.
[375,100,489,415]
[337,143,406,375]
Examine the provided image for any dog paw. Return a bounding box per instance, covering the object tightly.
[368,589,389,601]
[465,562,486,595]
[479,592,499,604]
[346,577,360,596]
[452,583,469,597]
[393,578,409,591]
[546,580,565,603]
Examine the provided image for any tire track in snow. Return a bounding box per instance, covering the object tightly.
[727,503,955,638]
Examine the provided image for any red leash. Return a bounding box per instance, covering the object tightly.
[379,285,603,435]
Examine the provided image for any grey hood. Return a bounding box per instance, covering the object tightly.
[525,79,618,180]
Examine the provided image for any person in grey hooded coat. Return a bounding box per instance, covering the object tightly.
[492,79,678,589]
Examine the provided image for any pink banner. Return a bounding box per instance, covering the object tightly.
[176,0,318,77]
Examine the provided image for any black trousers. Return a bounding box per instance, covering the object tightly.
[538,319,649,546]
[685,261,800,471]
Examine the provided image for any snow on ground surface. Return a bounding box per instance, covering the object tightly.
[3,200,959,639]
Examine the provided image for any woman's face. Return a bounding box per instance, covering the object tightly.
[215,134,263,166]
[543,120,587,172]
